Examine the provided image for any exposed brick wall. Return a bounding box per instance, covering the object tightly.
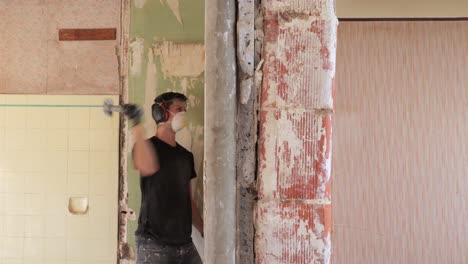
[255,0,337,263]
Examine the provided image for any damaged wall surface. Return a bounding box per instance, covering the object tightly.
[256,0,337,263]
[236,0,258,263]
[127,0,205,259]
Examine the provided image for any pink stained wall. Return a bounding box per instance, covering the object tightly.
[333,21,468,264]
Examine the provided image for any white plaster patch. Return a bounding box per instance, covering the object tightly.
[260,111,279,198]
[263,9,337,110]
[261,109,332,196]
[313,210,325,235]
[166,78,200,101]
[153,41,205,78]
[180,78,189,92]
[187,94,201,109]
[238,23,254,75]
[240,77,253,104]
[133,0,147,8]
[276,110,309,190]
[256,206,284,254]
[322,118,332,182]
[278,17,332,109]
[323,232,331,264]
[329,16,339,75]
[130,38,145,76]
[166,0,183,25]
[280,16,318,31]
[262,75,282,108]
[316,116,326,158]
[144,48,158,136]
[324,150,332,182]
[269,0,287,11]
[297,220,309,236]
[256,201,331,263]
[315,116,332,196]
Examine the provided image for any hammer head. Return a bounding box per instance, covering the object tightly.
[103,99,114,116]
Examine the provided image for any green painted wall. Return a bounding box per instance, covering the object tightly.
[128,0,205,247]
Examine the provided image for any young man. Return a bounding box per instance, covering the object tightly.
[123,92,204,264]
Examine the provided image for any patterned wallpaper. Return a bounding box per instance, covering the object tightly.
[333,21,467,263]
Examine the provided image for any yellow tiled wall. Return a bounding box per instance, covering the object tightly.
[0,95,119,264]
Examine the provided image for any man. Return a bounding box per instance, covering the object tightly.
[124,92,204,264]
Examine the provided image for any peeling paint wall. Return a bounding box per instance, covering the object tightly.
[127,0,205,259]
[0,0,121,94]
[256,0,337,263]
[333,21,468,264]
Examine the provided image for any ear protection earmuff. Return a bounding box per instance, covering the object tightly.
[152,101,170,124]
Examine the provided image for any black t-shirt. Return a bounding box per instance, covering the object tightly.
[135,136,196,245]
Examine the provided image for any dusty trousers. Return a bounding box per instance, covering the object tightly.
[136,236,203,264]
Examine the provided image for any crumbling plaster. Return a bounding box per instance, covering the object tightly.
[255,0,337,263]
[236,0,262,263]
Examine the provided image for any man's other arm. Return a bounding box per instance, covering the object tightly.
[190,185,204,237]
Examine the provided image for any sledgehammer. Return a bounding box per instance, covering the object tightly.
[103,99,123,116]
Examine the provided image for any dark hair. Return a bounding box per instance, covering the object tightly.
[154,92,187,107]
[151,92,187,124]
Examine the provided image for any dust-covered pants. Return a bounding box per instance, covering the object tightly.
[136,236,203,264]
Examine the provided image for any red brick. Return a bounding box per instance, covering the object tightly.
[257,110,332,200]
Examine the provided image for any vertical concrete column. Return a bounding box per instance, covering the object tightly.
[204,0,237,263]
[256,0,337,263]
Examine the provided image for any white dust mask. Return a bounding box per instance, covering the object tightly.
[170,111,188,132]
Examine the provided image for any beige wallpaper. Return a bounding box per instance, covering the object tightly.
[333,21,468,263]
[0,0,120,95]
[337,0,468,18]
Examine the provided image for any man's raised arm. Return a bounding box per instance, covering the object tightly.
[124,104,159,176]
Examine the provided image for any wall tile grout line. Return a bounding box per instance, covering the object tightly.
[0,95,120,262]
